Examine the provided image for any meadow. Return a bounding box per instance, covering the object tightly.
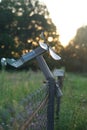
[55,73,87,130]
[0,70,87,130]
[0,70,44,108]
[0,70,45,129]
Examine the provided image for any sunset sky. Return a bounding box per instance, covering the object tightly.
[40,0,87,46]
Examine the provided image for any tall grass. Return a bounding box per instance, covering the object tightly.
[0,70,45,129]
[0,71,87,130]
[0,70,44,108]
[55,73,87,130]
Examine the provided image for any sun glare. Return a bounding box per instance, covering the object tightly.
[40,0,87,46]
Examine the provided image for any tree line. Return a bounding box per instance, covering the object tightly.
[62,26,87,72]
[0,0,87,72]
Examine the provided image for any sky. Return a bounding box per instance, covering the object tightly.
[40,0,87,46]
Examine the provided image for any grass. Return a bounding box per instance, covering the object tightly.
[0,70,87,130]
[55,73,87,130]
[0,70,45,129]
[0,70,44,108]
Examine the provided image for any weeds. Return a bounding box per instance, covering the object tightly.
[0,71,87,130]
[55,73,87,130]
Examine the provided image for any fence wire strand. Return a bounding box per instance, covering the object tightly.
[9,84,49,130]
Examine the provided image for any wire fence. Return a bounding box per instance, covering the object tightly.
[8,84,48,130]
[20,84,48,130]
[0,69,64,130]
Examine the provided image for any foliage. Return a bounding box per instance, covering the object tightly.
[0,71,87,129]
[0,70,45,129]
[62,26,87,72]
[0,0,61,68]
[55,73,87,130]
[0,33,16,58]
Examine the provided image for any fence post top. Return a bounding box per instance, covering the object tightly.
[53,69,65,77]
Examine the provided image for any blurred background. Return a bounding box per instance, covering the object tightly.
[0,0,87,72]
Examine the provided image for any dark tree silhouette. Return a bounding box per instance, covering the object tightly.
[0,0,61,56]
[63,26,87,72]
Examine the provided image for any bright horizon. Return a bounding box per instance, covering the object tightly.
[40,0,87,46]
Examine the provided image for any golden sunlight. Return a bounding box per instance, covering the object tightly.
[40,0,87,46]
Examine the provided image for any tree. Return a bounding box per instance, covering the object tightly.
[0,0,62,69]
[0,33,16,58]
[0,0,61,54]
[0,0,19,59]
[63,26,87,72]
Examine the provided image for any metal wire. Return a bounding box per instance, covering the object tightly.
[8,84,49,130]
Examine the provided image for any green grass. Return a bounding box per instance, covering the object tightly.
[0,71,87,130]
[0,70,44,108]
[0,70,45,129]
[55,73,87,130]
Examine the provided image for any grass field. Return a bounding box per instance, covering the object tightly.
[55,73,87,130]
[0,70,87,130]
[0,70,45,129]
[0,70,44,107]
